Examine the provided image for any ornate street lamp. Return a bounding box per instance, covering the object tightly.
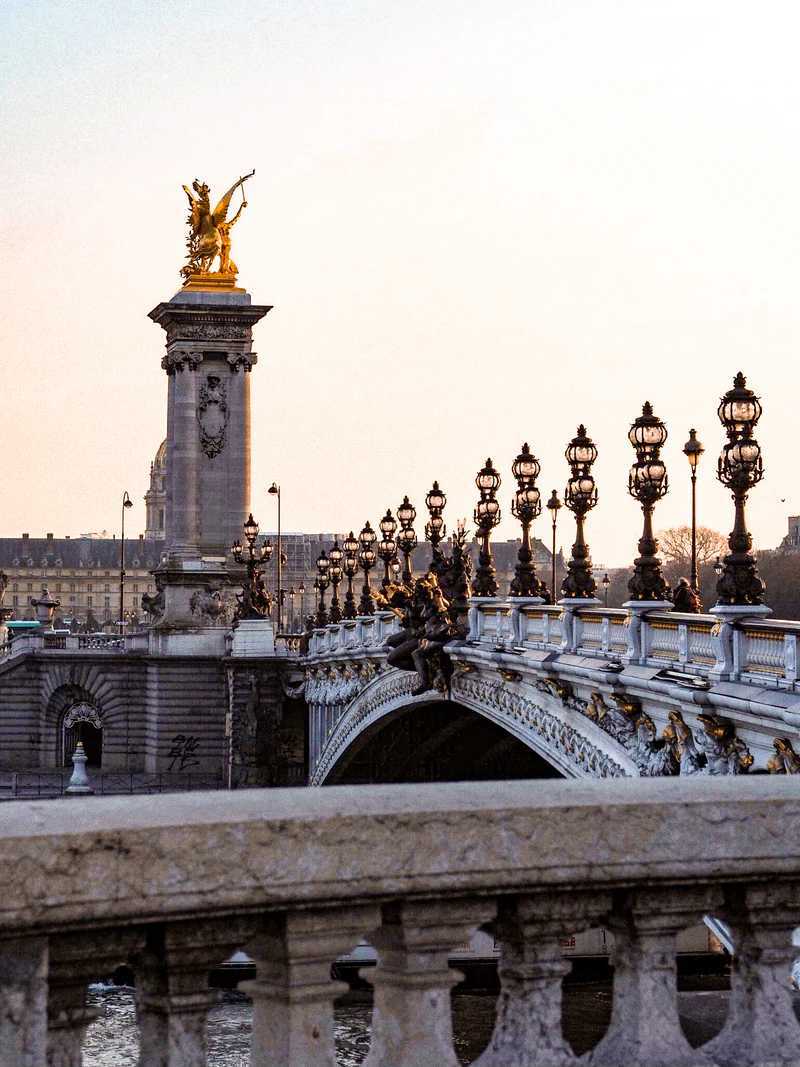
[682,429,705,593]
[315,550,330,626]
[328,539,343,623]
[602,573,610,607]
[627,402,671,603]
[231,513,272,619]
[119,490,133,636]
[298,581,306,627]
[396,496,417,585]
[472,458,501,597]
[714,372,766,607]
[425,481,447,560]
[546,490,562,603]
[510,443,548,599]
[378,510,398,588]
[288,586,296,631]
[561,426,599,600]
[358,522,377,615]
[342,531,359,619]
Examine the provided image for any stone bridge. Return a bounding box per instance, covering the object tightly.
[303,598,800,785]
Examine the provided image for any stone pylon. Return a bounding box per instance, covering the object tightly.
[148,288,271,653]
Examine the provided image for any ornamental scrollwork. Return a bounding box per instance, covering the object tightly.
[197,375,228,459]
[161,349,203,375]
[63,702,103,732]
[227,351,257,373]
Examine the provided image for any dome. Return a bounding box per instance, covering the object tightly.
[154,439,167,470]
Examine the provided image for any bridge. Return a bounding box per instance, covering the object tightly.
[303,598,800,786]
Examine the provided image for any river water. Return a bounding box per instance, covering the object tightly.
[83,984,734,1065]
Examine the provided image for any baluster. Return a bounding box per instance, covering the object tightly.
[704,883,800,1066]
[364,897,493,1067]
[48,929,143,1067]
[245,904,378,1067]
[476,891,610,1067]
[135,919,251,1067]
[0,936,48,1067]
[590,886,720,1067]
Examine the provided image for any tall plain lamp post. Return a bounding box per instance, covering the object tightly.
[119,491,133,635]
[546,490,562,605]
[268,482,281,629]
[682,429,704,592]
[602,573,610,607]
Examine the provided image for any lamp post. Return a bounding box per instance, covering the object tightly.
[298,581,306,629]
[119,491,133,635]
[396,496,417,585]
[546,490,562,604]
[357,522,377,615]
[378,510,398,588]
[328,539,343,623]
[472,458,501,597]
[602,573,610,607]
[560,426,599,600]
[682,429,704,592]
[315,551,330,626]
[231,513,271,619]
[510,443,547,599]
[342,531,359,619]
[425,481,447,562]
[626,402,671,603]
[268,482,282,629]
[288,586,296,632]
[714,372,767,609]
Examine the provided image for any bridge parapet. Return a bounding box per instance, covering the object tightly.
[0,779,798,1065]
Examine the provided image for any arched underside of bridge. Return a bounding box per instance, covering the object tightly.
[323,699,565,785]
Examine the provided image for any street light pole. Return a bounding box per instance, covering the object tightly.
[682,429,704,592]
[268,482,281,630]
[119,491,133,636]
[546,490,562,605]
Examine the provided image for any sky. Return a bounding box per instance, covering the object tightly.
[2,0,800,566]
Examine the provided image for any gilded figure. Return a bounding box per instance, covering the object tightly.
[180,170,254,281]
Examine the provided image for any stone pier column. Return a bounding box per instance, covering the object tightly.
[164,355,202,561]
[245,905,379,1067]
[590,886,720,1067]
[0,936,48,1067]
[363,898,494,1067]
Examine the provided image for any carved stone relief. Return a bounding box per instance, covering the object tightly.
[197,375,228,458]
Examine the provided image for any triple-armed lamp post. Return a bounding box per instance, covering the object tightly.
[358,522,377,615]
[341,532,359,619]
[315,550,330,626]
[510,443,548,599]
[714,372,766,610]
[396,496,417,585]
[328,539,344,623]
[425,481,447,562]
[378,510,398,589]
[626,402,671,603]
[472,458,501,597]
[560,427,599,600]
[231,513,272,619]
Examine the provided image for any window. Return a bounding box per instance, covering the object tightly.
[87,584,92,592]
[104,571,110,577]
[87,596,93,607]
[55,584,61,593]
[11,584,17,592]
[70,584,75,592]
[104,596,110,608]
[69,596,75,604]
[104,584,110,593]
[26,583,32,593]
[133,584,139,592]
[12,595,18,607]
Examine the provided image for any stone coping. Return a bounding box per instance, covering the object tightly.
[0,778,799,935]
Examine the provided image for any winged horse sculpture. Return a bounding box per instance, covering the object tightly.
[180,170,254,279]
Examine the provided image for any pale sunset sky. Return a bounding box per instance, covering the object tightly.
[2,0,800,566]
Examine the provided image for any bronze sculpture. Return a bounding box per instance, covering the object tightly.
[180,171,254,282]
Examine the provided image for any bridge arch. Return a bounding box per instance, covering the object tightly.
[310,667,633,785]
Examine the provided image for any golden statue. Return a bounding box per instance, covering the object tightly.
[180,171,254,288]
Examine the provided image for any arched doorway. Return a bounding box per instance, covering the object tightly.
[325,700,564,785]
[62,703,103,768]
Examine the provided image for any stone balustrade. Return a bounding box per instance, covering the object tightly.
[307,599,800,691]
[1,777,799,1066]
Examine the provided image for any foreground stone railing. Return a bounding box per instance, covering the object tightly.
[307,599,800,690]
[1,778,799,1066]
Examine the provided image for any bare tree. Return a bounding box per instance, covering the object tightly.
[657,526,728,566]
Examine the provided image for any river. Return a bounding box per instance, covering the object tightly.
[83,983,735,1065]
